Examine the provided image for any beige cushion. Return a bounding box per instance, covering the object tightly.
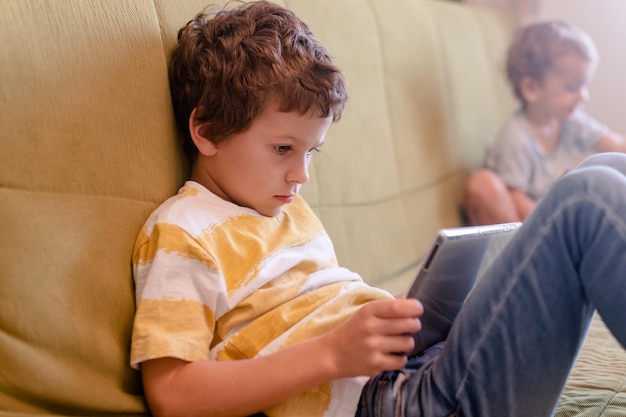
[0,0,183,413]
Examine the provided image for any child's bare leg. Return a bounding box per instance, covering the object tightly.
[464,169,521,225]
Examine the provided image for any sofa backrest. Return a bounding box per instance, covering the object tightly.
[0,0,517,414]
[298,1,518,293]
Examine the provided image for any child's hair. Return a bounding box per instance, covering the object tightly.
[506,19,598,103]
[169,0,348,160]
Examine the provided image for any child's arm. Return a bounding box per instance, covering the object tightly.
[141,298,422,417]
[595,131,626,153]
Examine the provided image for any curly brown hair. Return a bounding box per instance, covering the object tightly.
[506,19,598,104]
[169,1,348,160]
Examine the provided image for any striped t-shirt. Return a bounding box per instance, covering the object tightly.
[131,181,393,417]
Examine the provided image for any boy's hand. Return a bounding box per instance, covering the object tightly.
[322,299,423,378]
[141,299,423,416]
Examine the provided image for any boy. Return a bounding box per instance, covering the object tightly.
[464,20,626,226]
[131,2,626,416]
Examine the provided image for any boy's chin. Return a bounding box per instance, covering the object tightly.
[564,107,581,119]
[555,112,574,124]
[256,205,284,217]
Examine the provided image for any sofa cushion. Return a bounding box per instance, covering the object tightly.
[0,0,184,413]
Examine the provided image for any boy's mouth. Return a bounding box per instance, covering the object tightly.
[275,195,295,204]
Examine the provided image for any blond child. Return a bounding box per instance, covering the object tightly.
[464,20,626,225]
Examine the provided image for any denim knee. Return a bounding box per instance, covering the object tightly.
[555,161,626,202]
[576,152,626,174]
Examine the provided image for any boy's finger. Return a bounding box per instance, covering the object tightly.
[379,318,421,336]
[369,299,423,318]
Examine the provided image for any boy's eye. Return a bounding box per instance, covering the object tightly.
[306,147,320,156]
[274,145,292,154]
[566,83,583,93]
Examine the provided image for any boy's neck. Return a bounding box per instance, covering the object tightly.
[522,106,561,153]
[522,105,557,127]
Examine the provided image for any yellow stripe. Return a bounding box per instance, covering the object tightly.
[215,269,341,361]
[199,197,327,294]
[285,287,392,347]
[133,196,325,296]
[131,298,215,363]
[179,184,201,198]
[132,222,217,271]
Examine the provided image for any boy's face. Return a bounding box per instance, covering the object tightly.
[526,52,594,122]
[191,102,333,217]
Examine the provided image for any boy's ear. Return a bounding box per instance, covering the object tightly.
[189,108,218,156]
[519,75,540,103]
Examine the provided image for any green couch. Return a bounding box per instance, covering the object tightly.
[1,0,624,415]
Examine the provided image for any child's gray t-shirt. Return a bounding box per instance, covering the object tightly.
[484,109,608,201]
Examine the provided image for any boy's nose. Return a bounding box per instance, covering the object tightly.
[579,86,590,102]
[287,160,310,184]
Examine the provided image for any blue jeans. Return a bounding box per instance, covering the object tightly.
[356,152,626,417]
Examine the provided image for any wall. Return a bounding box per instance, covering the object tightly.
[461,0,537,21]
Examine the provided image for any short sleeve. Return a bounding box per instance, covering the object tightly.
[130,222,224,369]
[564,110,608,152]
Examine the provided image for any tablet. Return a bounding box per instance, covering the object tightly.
[406,222,521,356]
